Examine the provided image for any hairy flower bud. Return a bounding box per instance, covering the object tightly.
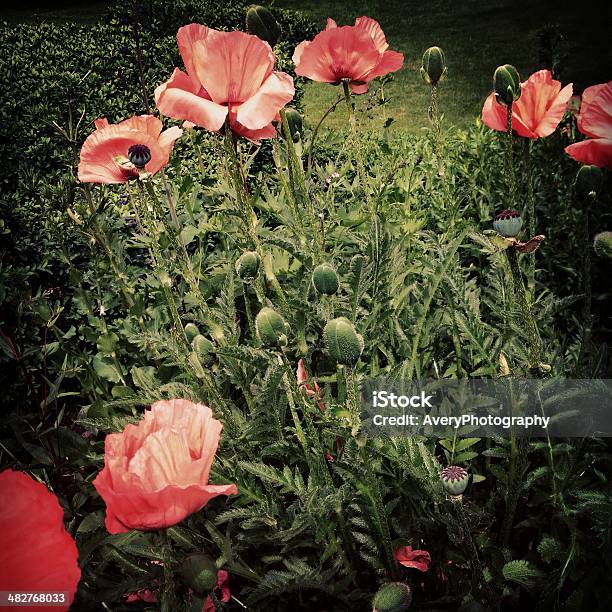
[494,64,521,106]
[283,107,303,142]
[246,5,281,46]
[372,582,413,612]
[184,323,200,343]
[235,250,261,280]
[256,307,288,347]
[312,263,339,295]
[192,334,215,366]
[323,317,364,365]
[420,46,446,86]
[493,209,523,237]
[594,232,612,260]
[575,164,603,201]
[441,465,470,496]
[180,553,218,596]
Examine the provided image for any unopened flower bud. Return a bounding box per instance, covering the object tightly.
[180,553,218,596]
[372,582,413,612]
[420,46,446,86]
[192,334,215,366]
[246,5,281,46]
[256,307,288,347]
[323,317,364,365]
[493,209,523,237]
[283,108,303,142]
[594,232,612,260]
[575,164,603,201]
[313,263,339,295]
[235,250,261,280]
[441,465,469,496]
[184,323,200,343]
[127,143,151,168]
[494,64,521,106]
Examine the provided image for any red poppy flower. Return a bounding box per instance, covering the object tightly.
[481,69,572,138]
[394,546,431,572]
[296,358,326,411]
[155,24,294,141]
[93,399,238,534]
[203,570,231,612]
[78,115,182,184]
[293,17,403,94]
[0,470,81,610]
[565,81,612,167]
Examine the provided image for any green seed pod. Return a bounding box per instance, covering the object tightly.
[441,465,470,496]
[493,209,523,237]
[256,307,288,347]
[312,263,339,295]
[192,334,215,366]
[494,64,521,106]
[420,46,446,86]
[180,553,218,596]
[594,232,612,259]
[323,317,364,365]
[575,164,603,201]
[372,582,413,612]
[283,107,303,142]
[235,250,261,280]
[246,5,281,46]
[184,323,200,343]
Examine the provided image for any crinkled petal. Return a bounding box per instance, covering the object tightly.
[578,81,612,139]
[176,23,213,88]
[481,92,508,132]
[325,17,337,29]
[365,49,404,81]
[565,138,612,168]
[236,72,294,130]
[355,16,388,53]
[192,31,274,105]
[155,68,228,132]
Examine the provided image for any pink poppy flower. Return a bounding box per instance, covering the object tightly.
[203,570,231,612]
[155,24,294,141]
[293,17,404,94]
[481,69,573,138]
[394,546,431,572]
[78,115,182,184]
[296,358,325,411]
[0,470,81,610]
[565,81,612,168]
[93,399,237,534]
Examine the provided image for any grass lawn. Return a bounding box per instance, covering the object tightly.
[2,1,610,132]
[276,0,612,132]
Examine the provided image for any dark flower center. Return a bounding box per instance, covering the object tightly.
[494,209,520,220]
[441,465,467,481]
[127,144,151,168]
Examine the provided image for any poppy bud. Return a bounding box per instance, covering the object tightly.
[420,46,446,86]
[594,232,612,260]
[323,317,364,365]
[256,307,288,347]
[283,108,303,142]
[575,164,603,201]
[493,209,523,237]
[441,465,469,496]
[127,144,151,169]
[184,323,200,343]
[372,582,413,612]
[313,263,339,295]
[494,64,521,106]
[180,553,218,596]
[246,5,281,46]
[192,334,215,366]
[235,250,261,280]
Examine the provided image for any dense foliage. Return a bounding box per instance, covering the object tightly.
[1,3,612,611]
